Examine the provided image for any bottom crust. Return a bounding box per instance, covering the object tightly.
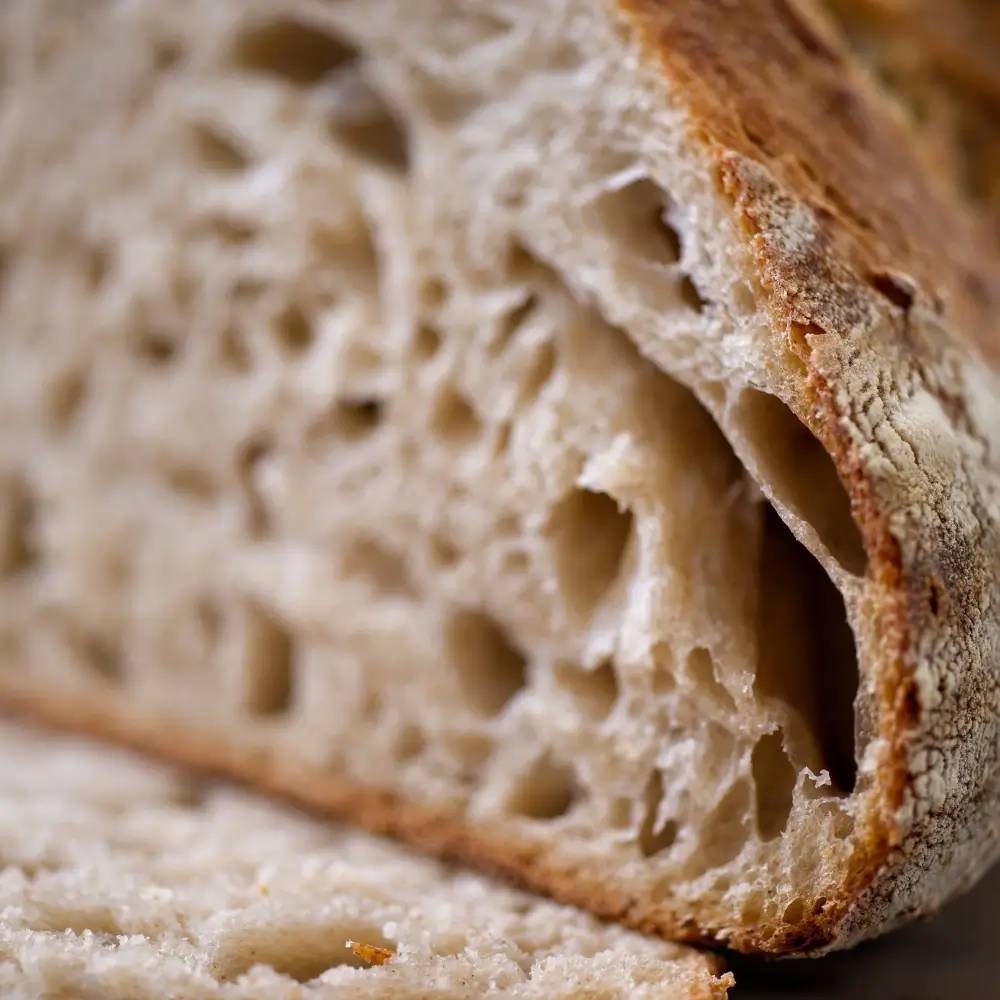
[0,675,839,957]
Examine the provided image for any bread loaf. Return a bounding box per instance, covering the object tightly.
[0,723,732,999]
[2,0,1000,956]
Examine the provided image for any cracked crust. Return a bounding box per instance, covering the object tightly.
[2,0,1000,958]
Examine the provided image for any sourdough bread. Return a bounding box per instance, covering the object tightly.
[1,0,1000,956]
[0,723,731,999]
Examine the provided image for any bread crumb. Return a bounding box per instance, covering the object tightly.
[348,940,395,966]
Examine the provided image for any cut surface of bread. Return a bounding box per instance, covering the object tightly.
[2,0,1000,957]
[0,723,732,1000]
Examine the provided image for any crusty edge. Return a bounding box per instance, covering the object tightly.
[616,0,1000,954]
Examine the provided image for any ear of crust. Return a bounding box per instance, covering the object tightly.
[618,0,1000,951]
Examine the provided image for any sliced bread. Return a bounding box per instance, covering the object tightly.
[0,723,731,999]
[1,0,1000,956]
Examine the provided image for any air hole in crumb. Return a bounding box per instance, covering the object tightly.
[495,513,519,537]
[493,293,539,355]
[591,179,681,265]
[413,323,442,362]
[237,439,273,537]
[429,533,460,568]
[869,270,915,313]
[274,303,314,356]
[134,329,179,366]
[507,751,578,820]
[83,244,111,290]
[153,38,183,71]
[189,122,252,172]
[679,275,708,312]
[228,17,355,87]
[638,771,678,857]
[324,66,410,173]
[0,476,39,578]
[409,68,482,125]
[397,724,426,762]
[420,277,448,312]
[47,369,88,433]
[242,601,295,716]
[233,278,266,303]
[698,781,751,871]
[493,421,512,457]
[752,730,797,840]
[429,387,482,446]
[445,609,527,716]
[507,241,556,282]
[546,489,633,618]
[501,548,529,575]
[755,503,858,794]
[164,464,216,503]
[212,922,394,982]
[556,659,619,721]
[309,399,383,447]
[218,324,252,374]
[927,576,946,618]
[520,339,557,402]
[782,897,806,926]
[73,631,122,684]
[196,599,223,645]
[738,388,867,576]
[336,399,383,440]
[341,536,415,597]
[686,647,735,712]
[205,215,258,246]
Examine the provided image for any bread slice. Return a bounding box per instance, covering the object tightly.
[2,0,1000,957]
[0,723,732,999]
